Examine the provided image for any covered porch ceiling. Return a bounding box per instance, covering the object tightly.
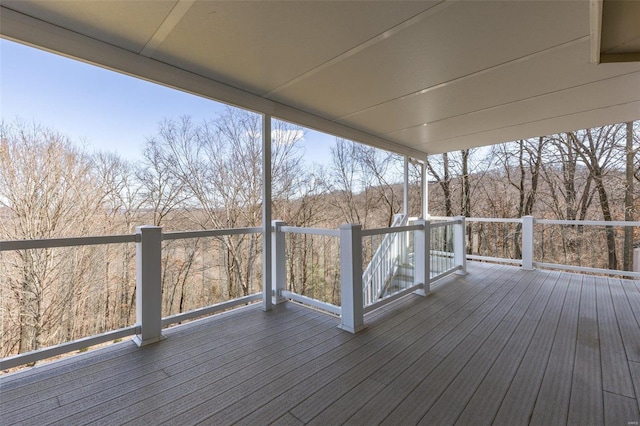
[1,0,639,157]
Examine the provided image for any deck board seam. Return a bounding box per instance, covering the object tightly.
[456,270,564,425]
[197,265,513,424]
[421,266,559,424]
[0,303,307,395]
[93,318,344,425]
[528,272,582,424]
[566,273,585,426]
[378,266,548,423]
[489,271,567,424]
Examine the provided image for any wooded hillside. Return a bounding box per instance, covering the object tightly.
[1,112,638,361]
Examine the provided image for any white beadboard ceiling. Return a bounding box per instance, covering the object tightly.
[1,0,639,157]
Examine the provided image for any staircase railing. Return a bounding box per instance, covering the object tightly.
[362,214,407,305]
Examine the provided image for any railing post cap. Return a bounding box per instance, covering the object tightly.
[272,220,286,229]
[136,225,162,232]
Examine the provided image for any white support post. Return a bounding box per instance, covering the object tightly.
[522,215,535,270]
[414,219,430,295]
[454,216,467,275]
[272,220,287,305]
[262,113,273,311]
[133,226,163,347]
[403,156,409,217]
[338,224,365,333]
[422,157,429,219]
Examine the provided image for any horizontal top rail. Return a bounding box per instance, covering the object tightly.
[0,234,137,251]
[537,219,640,227]
[429,219,461,228]
[466,217,640,227]
[427,216,450,221]
[162,227,261,241]
[280,226,340,237]
[466,217,522,223]
[361,224,423,237]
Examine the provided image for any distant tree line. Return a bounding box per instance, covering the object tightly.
[426,122,640,270]
[0,109,408,359]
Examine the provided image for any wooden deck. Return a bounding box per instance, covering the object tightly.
[2,262,640,425]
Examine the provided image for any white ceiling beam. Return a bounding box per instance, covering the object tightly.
[405,99,640,154]
[263,0,455,98]
[337,36,590,123]
[589,0,603,64]
[140,0,196,57]
[384,69,640,139]
[0,6,427,159]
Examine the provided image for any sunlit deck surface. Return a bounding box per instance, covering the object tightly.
[2,262,640,425]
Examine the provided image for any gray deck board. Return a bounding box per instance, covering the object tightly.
[454,270,563,425]
[567,275,604,424]
[597,276,635,398]
[603,390,640,425]
[2,306,314,415]
[196,270,496,425]
[609,278,640,362]
[629,361,640,415]
[2,262,639,426]
[187,265,513,425]
[285,265,517,424]
[419,267,558,424]
[489,272,567,425]
[622,279,640,329]
[529,272,583,425]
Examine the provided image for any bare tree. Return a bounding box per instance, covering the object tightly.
[492,138,545,258]
[426,152,453,217]
[92,152,144,326]
[570,125,625,270]
[328,139,403,228]
[147,109,306,300]
[623,121,637,271]
[139,136,189,228]
[0,121,102,354]
[329,139,372,226]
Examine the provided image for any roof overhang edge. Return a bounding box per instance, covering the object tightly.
[0,7,428,159]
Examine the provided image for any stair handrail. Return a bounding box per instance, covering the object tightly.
[362,214,407,305]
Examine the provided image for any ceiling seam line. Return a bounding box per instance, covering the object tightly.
[260,0,457,98]
[601,35,640,54]
[336,35,591,122]
[140,0,196,57]
[383,69,640,137]
[401,99,640,149]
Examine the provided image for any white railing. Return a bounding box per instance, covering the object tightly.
[0,233,138,370]
[361,217,467,313]
[273,218,467,331]
[428,217,467,283]
[361,214,407,306]
[1,218,471,369]
[160,227,263,326]
[0,226,261,370]
[361,222,423,310]
[466,216,640,278]
[275,223,342,316]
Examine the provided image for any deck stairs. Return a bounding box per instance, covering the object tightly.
[362,214,415,305]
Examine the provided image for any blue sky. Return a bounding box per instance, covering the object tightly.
[0,38,335,163]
